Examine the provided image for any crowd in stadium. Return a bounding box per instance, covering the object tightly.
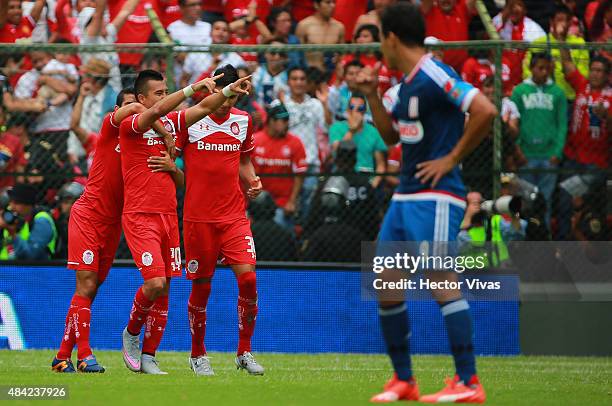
[0,0,610,261]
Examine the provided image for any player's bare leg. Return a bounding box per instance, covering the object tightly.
[141,278,171,375]
[370,268,419,403]
[122,276,167,373]
[232,264,264,375]
[188,276,214,376]
[53,270,104,373]
[419,271,485,403]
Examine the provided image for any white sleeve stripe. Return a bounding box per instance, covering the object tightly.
[177,110,182,132]
[461,88,480,113]
[109,112,119,128]
[421,59,450,89]
[242,146,255,152]
[131,115,139,133]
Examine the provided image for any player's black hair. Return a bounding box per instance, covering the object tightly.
[551,3,573,19]
[591,55,611,74]
[116,87,135,106]
[287,66,307,79]
[213,64,239,88]
[380,3,425,47]
[134,69,164,97]
[267,6,291,30]
[354,24,380,43]
[345,59,365,71]
[529,52,552,68]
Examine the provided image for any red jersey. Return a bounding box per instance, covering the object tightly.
[387,143,402,169]
[176,107,255,223]
[119,111,184,214]
[333,0,368,42]
[202,0,224,14]
[74,112,124,222]
[424,0,473,72]
[108,0,158,66]
[230,35,259,63]
[339,53,401,94]
[223,0,271,24]
[0,15,35,43]
[252,129,307,207]
[564,70,611,169]
[292,0,315,22]
[159,0,181,27]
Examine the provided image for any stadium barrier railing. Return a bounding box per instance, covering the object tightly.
[0,41,610,264]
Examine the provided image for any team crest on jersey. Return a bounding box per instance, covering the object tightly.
[282,146,291,157]
[398,120,424,144]
[163,122,173,132]
[255,146,265,154]
[82,250,94,265]
[115,144,120,153]
[187,259,199,273]
[230,122,240,135]
[142,252,153,267]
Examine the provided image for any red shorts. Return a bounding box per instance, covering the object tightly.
[122,212,182,280]
[67,206,122,283]
[184,218,256,280]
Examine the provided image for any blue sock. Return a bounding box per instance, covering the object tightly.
[440,299,476,384]
[379,303,413,381]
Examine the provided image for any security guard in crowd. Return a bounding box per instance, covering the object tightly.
[0,183,57,260]
[458,191,526,268]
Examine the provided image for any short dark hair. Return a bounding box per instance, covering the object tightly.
[287,66,307,79]
[345,59,364,71]
[354,24,380,43]
[213,64,239,88]
[116,87,135,106]
[482,75,494,88]
[529,52,552,68]
[134,69,164,97]
[381,3,425,47]
[551,4,572,19]
[267,6,291,29]
[349,92,367,105]
[591,55,611,74]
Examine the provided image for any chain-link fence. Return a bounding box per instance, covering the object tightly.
[0,39,610,263]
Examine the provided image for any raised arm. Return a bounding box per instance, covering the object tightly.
[420,0,433,15]
[135,75,222,132]
[38,75,77,97]
[70,84,90,145]
[111,0,140,32]
[356,63,400,145]
[184,75,252,127]
[0,0,7,28]
[87,0,107,38]
[29,0,45,23]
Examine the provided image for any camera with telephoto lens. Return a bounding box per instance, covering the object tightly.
[480,174,542,218]
[0,192,20,227]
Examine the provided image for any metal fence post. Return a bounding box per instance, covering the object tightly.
[493,42,503,198]
[164,43,175,92]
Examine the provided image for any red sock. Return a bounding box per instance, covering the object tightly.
[73,295,93,360]
[142,295,169,356]
[188,282,211,358]
[237,272,258,355]
[57,295,82,359]
[127,287,155,336]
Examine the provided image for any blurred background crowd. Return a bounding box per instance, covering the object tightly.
[0,0,610,263]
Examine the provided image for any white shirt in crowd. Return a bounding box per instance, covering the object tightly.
[80,23,122,92]
[167,19,212,45]
[284,94,327,168]
[251,64,289,108]
[183,52,245,83]
[14,59,77,133]
[492,14,545,42]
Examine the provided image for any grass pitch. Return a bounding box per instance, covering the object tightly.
[0,350,610,405]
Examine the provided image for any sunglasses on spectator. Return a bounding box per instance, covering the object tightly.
[268,51,286,57]
[349,104,366,113]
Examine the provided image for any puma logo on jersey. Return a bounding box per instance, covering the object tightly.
[197,141,241,151]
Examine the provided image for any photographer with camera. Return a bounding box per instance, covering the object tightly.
[0,183,57,260]
[458,190,527,268]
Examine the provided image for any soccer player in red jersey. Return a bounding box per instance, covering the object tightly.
[51,87,175,373]
[119,68,252,374]
[175,64,265,376]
